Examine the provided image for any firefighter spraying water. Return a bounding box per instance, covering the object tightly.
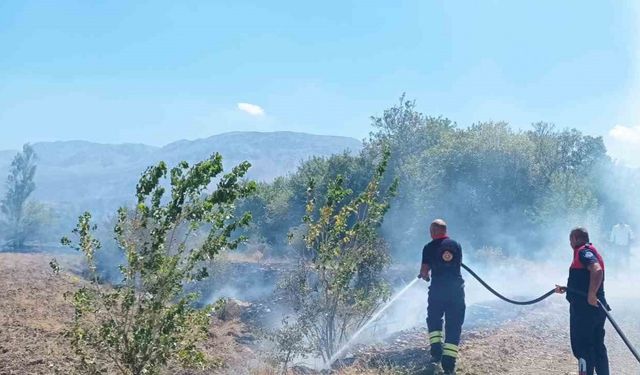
[328,221,639,374]
[418,219,466,375]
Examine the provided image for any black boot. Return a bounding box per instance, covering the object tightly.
[430,342,442,363]
[442,355,456,374]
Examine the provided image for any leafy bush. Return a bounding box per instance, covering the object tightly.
[54,154,255,375]
[277,149,397,364]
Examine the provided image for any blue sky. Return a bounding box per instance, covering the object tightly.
[1,0,639,161]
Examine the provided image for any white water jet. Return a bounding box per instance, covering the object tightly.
[328,277,421,366]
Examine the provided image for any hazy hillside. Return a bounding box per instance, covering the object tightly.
[0,131,361,217]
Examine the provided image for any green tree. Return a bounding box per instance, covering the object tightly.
[55,154,256,375]
[237,152,378,258]
[21,201,55,244]
[239,96,612,261]
[278,149,397,364]
[363,96,610,252]
[527,123,608,225]
[267,317,310,375]
[238,176,295,251]
[1,144,39,249]
[432,122,537,244]
[364,96,458,252]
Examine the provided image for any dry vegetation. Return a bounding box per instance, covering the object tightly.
[341,298,639,375]
[0,253,80,374]
[1,252,638,375]
[0,253,261,375]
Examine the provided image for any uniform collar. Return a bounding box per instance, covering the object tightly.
[432,234,449,240]
[573,242,590,251]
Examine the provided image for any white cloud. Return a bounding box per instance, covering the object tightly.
[609,124,640,144]
[237,102,265,117]
[605,125,640,167]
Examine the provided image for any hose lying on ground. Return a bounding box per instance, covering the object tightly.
[460,262,640,364]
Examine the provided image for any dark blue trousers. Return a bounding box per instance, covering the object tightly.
[570,302,609,375]
[427,288,465,373]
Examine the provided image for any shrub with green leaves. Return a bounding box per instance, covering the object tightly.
[266,317,310,375]
[56,154,256,375]
[278,149,398,364]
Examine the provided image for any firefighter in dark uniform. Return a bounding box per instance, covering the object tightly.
[556,227,610,375]
[418,219,465,375]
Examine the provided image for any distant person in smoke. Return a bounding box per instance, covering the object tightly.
[556,227,610,375]
[609,222,633,260]
[418,219,465,375]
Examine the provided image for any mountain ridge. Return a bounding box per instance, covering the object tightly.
[0,131,360,154]
[0,131,362,217]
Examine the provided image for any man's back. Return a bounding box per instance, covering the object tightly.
[422,237,464,291]
[420,220,467,375]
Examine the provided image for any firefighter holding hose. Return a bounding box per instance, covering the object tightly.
[556,227,610,375]
[419,219,466,374]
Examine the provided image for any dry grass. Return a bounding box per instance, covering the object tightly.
[0,252,262,375]
[248,365,405,375]
[0,253,81,374]
[336,366,407,375]
[3,252,637,375]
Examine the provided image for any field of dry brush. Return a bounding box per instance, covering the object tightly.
[1,253,638,375]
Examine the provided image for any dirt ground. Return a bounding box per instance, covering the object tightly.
[456,299,640,375]
[0,253,259,375]
[1,252,638,375]
[340,299,640,375]
[0,253,77,375]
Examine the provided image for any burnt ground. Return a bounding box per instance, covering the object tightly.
[336,299,640,375]
[1,252,639,375]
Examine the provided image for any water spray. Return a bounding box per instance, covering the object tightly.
[328,262,640,368]
[328,277,420,366]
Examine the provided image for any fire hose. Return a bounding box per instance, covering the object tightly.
[460,263,555,305]
[460,262,640,364]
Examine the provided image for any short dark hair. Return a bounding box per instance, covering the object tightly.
[570,227,590,243]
